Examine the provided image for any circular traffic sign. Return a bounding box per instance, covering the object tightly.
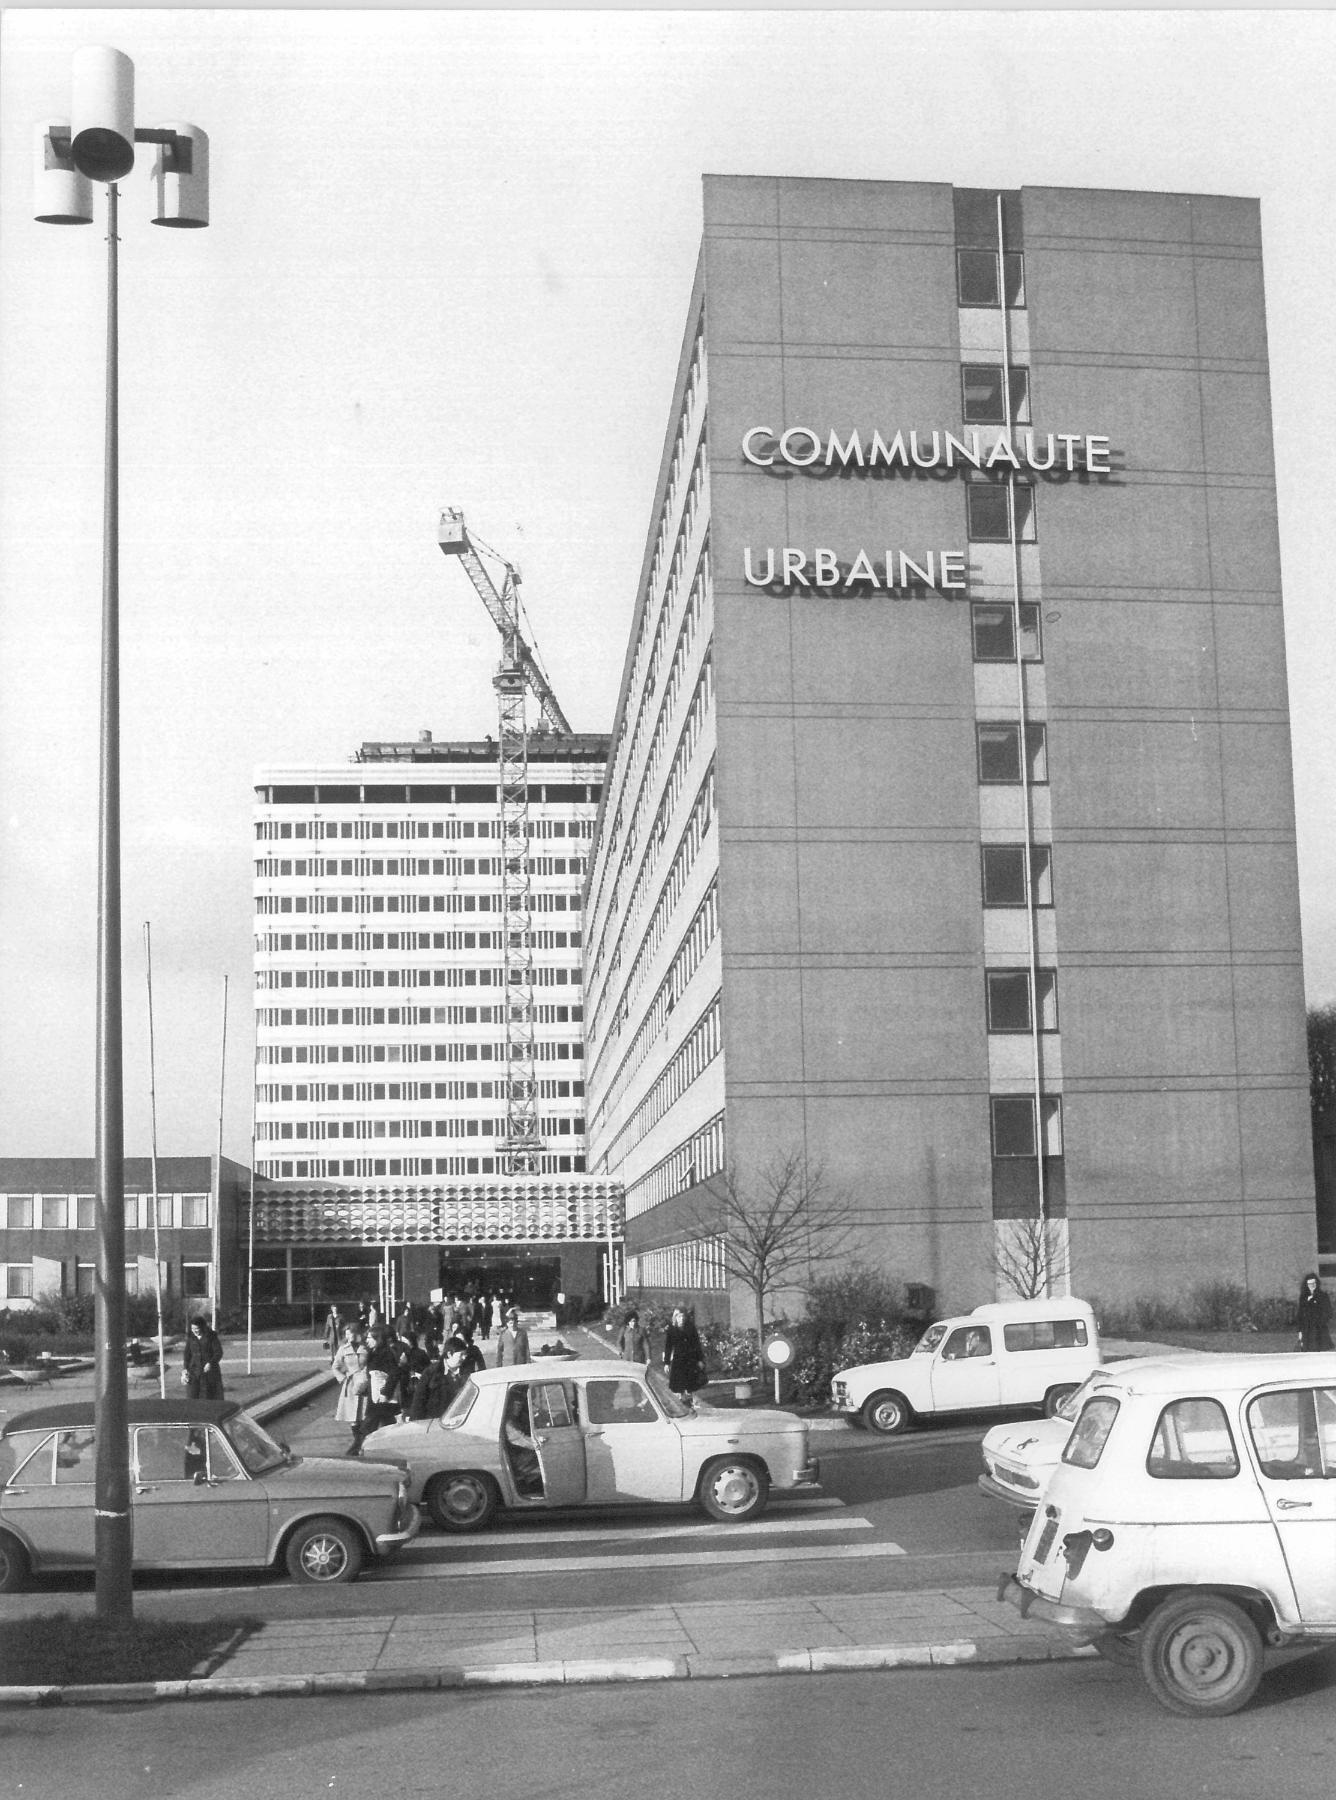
[763,1334,795,1369]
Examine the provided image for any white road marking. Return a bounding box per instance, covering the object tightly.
[398,1514,871,1552]
[369,1542,908,1581]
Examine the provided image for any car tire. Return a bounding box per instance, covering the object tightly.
[697,1457,769,1522]
[425,1471,500,1532]
[1043,1385,1078,1419]
[861,1391,912,1435]
[0,1532,30,1594]
[1137,1593,1265,1717]
[285,1516,364,1585]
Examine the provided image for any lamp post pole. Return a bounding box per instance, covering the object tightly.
[35,46,210,1624]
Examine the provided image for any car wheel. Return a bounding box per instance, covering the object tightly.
[861,1391,912,1435]
[1043,1385,1078,1419]
[426,1471,500,1532]
[285,1516,364,1585]
[697,1457,769,1522]
[0,1532,30,1594]
[1137,1593,1265,1717]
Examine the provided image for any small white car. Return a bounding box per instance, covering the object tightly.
[977,1368,1112,1511]
[365,1360,820,1529]
[1001,1353,1336,1715]
[833,1298,1101,1435]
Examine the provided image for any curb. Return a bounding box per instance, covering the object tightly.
[0,1636,1097,1706]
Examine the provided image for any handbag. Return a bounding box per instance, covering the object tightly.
[350,1368,370,1396]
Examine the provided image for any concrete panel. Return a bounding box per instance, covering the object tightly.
[1237,1085,1318,1205]
[1071,1214,1252,1307]
[1062,1088,1243,1212]
[800,1094,992,1220]
[1025,249,1199,359]
[798,967,988,1084]
[1050,718,1225,832]
[1054,841,1229,954]
[796,839,984,956]
[703,233,784,345]
[780,239,958,347]
[706,358,788,478]
[1028,362,1204,478]
[720,967,805,1083]
[1045,599,1217,711]
[1220,721,1300,831]
[776,462,969,563]
[703,174,780,229]
[1038,478,1211,591]
[1212,601,1292,713]
[1225,841,1304,954]
[1024,186,1194,247]
[715,712,796,829]
[785,601,973,711]
[1230,964,1310,1080]
[777,178,953,236]
[1204,483,1282,594]
[718,837,801,955]
[793,714,978,829]
[776,350,960,426]
[1199,371,1276,477]
[1189,195,1261,250]
[1060,965,1237,1080]
[1194,254,1270,363]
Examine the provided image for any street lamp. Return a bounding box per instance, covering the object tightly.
[34,45,209,1624]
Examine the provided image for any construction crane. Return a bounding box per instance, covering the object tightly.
[437,508,571,1177]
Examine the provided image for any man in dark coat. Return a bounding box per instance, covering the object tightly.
[181,1317,224,1400]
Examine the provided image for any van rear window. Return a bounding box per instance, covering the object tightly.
[1003,1319,1088,1352]
[1063,1398,1119,1469]
[1147,1398,1238,1480]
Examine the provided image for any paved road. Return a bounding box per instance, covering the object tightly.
[8,1653,1336,1800]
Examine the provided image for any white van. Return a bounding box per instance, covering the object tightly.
[832,1297,1101,1435]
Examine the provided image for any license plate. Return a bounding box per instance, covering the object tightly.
[1033,1516,1059,1564]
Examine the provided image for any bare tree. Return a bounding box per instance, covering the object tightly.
[694,1151,859,1333]
[993,1214,1071,1301]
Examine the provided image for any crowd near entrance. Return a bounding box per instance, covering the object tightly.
[438,1255,562,1312]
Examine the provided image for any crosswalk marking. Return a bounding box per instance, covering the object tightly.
[398,1514,872,1552]
[370,1542,908,1581]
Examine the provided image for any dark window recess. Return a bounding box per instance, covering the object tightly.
[407,787,455,803]
[976,722,1047,785]
[362,786,409,804]
[972,602,1042,662]
[961,365,1030,425]
[986,968,1058,1034]
[271,786,316,804]
[956,249,1025,309]
[991,1159,1067,1220]
[954,189,1023,249]
[454,785,498,803]
[966,479,1035,542]
[981,843,1053,908]
[315,786,360,804]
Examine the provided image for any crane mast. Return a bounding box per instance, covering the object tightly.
[437,508,570,1176]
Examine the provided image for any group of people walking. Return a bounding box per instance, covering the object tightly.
[619,1303,708,1404]
[328,1295,530,1456]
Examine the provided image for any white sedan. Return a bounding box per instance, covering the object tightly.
[365,1359,820,1530]
[977,1369,1111,1510]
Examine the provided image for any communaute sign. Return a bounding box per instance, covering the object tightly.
[740,424,1113,595]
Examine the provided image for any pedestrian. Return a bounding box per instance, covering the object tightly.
[495,1305,531,1366]
[397,1327,431,1418]
[479,1292,494,1340]
[618,1308,650,1363]
[322,1305,342,1357]
[1297,1272,1334,1352]
[361,1328,402,1445]
[334,1337,371,1455]
[663,1304,705,1404]
[181,1315,225,1400]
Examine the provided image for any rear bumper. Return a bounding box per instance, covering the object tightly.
[998,1574,1109,1638]
[793,1458,821,1488]
[375,1508,421,1556]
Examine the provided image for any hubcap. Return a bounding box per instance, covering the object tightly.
[302,1534,347,1580]
[446,1479,485,1522]
[1168,1622,1242,1695]
[713,1467,758,1512]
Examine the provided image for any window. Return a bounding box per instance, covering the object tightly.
[991,1094,1063,1158]
[966,479,1035,542]
[4,1265,33,1300]
[181,1194,209,1228]
[1063,1398,1119,1470]
[75,1263,95,1297]
[76,1196,95,1231]
[961,364,1030,425]
[941,1326,992,1360]
[1147,1398,1239,1480]
[582,1379,658,1425]
[986,968,1058,1034]
[133,1426,200,1483]
[1248,1387,1336,1480]
[123,1263,139,1295]
[976,722,1047,785]
[41,1195,68,1231]
[54,1428,97,1485]
[182,1264,211,1298]
[956,248,1025,308]
[531,1382,575,1430]
[1002,1320,1089,1352]
[5,1195,33,1230]
[972,602,1041,663]
[981,844,1053,908]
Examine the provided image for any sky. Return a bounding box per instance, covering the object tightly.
[2,5,1334,1167]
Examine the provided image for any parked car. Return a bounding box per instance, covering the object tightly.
[832,1297,1101,1435]
[364,1359,820,1530]
[1001,1353,1336,1716]
[0,1398,419,1591]
[977,1367,1113,1511]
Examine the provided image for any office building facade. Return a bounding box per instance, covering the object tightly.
[583,175,1316,1322]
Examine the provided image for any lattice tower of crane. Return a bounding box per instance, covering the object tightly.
[437,509,573,1176]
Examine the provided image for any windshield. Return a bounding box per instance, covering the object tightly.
[223,1411,287,1475]
[1057,1370,1107,1423]
[914,1324,947,1356]
[645,1365,693,1418]
[441,1379,479,1428]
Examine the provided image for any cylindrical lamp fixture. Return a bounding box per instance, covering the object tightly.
[34,120,94,223]
[70,45,135,181]
[150,121,209,227]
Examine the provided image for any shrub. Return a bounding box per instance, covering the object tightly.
[699,1323,759,1379]
[0,1335,32,1366]
[805,1271,908,1335]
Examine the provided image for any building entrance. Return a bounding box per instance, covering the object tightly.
[438,1254,562,1311]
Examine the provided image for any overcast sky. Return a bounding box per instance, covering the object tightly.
[2,6,1333,1165]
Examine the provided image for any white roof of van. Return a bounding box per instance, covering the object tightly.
[967,1297,1095,1321]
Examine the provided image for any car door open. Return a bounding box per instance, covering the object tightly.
[529,1380,586,1507]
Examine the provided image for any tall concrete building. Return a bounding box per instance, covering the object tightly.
[583,175,1316,1322]
[250,733,618,1311]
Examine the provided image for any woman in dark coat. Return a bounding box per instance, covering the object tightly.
[662,1305,705,1401]
[1298,1273,1334,1352]
[181,1317,224,1400]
